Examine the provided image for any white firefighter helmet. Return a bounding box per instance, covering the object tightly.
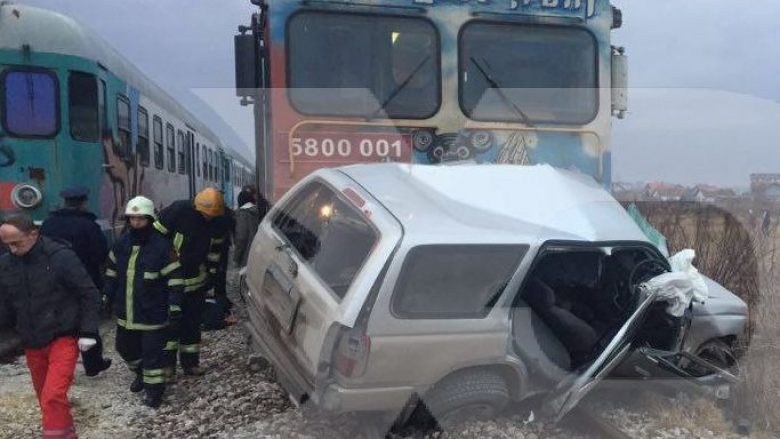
[125,196,157,220]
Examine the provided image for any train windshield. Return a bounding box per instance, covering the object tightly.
[1,69,59,137]
[459,23,598,124]
[287,11,439,119]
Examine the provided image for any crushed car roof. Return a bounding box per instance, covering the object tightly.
[337,163,649,243]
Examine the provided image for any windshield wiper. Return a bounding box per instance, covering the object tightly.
[469,56,534,127]
[369,55,431,120]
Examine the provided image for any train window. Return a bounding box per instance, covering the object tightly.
[185,132,193,176]
[224,158,230,183]
[212,151,216,181]
[153,116,163,169]
[2,69,59,138]
[116,96,131,157]
[68,72,99,142]
[207,149,213,181]
[203,146,208,179]
[459,22,598,124]
[166,123,175,173]
[196,143,201,177]
[137,107,150,167]
[288,12,440,119]
[177,130,185,174]
[98,80,107,131]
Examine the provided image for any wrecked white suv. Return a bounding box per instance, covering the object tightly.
[243,164,747,426]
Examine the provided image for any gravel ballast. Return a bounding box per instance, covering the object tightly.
[0,271,756,438]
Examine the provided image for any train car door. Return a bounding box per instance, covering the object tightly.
[186,131,196,198]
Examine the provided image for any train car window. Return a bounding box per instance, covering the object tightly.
[196,143,201,177]
[137,107,150,167]
[98,80,108,132]
[209,150,215,181]
[224,158,230,183]
[177,130,185,174]
[203,146,208,178]
[2,69,59,138]
[68,72,99,142]
[153,116,163,169]
[185,133,192,176]
[206,149,212,181]
[116,96,131,157]
[166,123,175,173]
[217,153,221,182]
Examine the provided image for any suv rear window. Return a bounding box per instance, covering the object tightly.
[392,244,527,319]
[273,181,378,300]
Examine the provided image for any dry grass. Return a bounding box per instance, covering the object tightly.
[642,392,733,436]
[632,200,780,436]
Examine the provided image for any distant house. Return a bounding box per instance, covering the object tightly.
[685,184,737,203]
[611,181,644,202]
[751,173,780,199]
[644,182,687,201]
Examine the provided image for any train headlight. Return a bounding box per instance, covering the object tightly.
[468,131,493,152]
[412,129,434,152]
[11,184,43,209]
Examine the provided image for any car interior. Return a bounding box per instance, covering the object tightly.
[513,245,684,372]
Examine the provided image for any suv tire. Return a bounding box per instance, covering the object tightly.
[422,369,510,429]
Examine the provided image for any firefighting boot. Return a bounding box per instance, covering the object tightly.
[143,387,164,409]
[183,365,205,376]
[130,374,144,393]
[163,367,177,385]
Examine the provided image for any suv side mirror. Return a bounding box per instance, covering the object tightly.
[611,46,628,119]
[235,33,264,97]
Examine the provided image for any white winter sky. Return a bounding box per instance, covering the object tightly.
[20,0,780,189]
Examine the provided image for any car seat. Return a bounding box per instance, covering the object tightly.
[523,276,600,368]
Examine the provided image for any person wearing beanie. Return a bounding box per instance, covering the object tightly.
[152,187,230,379]
[104,196,184,408]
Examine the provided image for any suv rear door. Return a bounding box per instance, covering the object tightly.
[245,171,402,399]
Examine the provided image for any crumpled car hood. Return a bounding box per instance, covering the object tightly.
[693,276,748,317]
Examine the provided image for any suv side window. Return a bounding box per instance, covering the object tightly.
[392,244,527,319]
[273,181,377,300]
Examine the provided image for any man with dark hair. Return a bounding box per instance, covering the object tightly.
[41,186,111,377]
[0,213,101,439]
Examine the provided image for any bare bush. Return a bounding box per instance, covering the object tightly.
[630,200,780,435]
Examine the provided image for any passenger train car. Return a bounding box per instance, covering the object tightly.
[0,3,254,234]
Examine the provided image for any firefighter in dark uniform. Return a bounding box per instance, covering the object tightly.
[40,186,112,377]
[104,196,184,408]
[153,187,228,379]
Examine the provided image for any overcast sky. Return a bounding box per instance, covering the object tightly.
[21,0,780,189]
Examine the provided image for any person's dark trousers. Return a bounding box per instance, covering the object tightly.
[168,289,206,371]
[81,334,109,376]
[116,326,167,399]
[215,242,232,308]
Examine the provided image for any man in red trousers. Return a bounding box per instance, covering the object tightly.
[0,214,100,439]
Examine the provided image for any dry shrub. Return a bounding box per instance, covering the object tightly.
[642,392,733,435]
[631,200,780,435]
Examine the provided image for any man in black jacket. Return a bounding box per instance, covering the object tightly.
[41,186,111,377]
[0,213,101,439]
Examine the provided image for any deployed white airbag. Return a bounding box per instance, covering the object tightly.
[640,249,708,317]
